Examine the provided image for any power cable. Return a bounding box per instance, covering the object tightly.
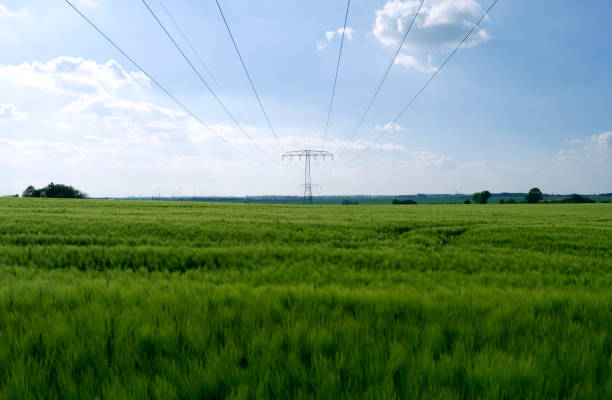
[347,0,425,143]
[63,0,268,166]
[214,0,284,152]
[322,0,351,147]
[141,0,276,163]
[156,0,252,127]
[346,0,500,163]
[375,0,500,144]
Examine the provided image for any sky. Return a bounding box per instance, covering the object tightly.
[1,0,611,197]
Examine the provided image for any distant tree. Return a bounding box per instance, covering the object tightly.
[526,188,543,204]
[392,199,417,205]
[507,198,517,204]
[499,199,506,204]
[341,199,359,205]
[464,199,471,204]
[22,185,37,198]
[22,183,86,199]
[472,191,491,204]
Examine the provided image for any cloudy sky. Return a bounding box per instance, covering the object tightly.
[1,0,611,197]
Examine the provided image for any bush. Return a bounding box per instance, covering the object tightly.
[562,194,595,204]
[464,199,471,204]
[341,199,359,205]
[526,188,543,204]
[392,199,417,205]
[22,183,87,199]
[499,199,506,204]
[507,198,517,204]
[472,191,491,204]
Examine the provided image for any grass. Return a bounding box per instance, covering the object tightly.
[0,198,611,398]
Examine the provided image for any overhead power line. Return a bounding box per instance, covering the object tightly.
[347,0,425,143]
[62,0,268,166]
[214,0,284,153]
[374,0,501,145]
[156,0,252,127]
[344,0,500,164]
[141,0,276,163]
[322,0,352,146]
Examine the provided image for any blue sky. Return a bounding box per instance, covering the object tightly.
[1,0,611,197]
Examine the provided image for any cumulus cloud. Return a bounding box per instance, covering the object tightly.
[394,54,438,73]
[0,104,27,122]
[0,57,150,96]
[0,5,17,17]
[61,94,216,146]
[317,27,355,51]
[588,132,612,151]
[373,0,491,51]
[375,122,405,131]
[557,132,612,165]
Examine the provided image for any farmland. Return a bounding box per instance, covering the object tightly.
[0,198,611,399]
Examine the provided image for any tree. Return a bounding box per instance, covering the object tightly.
[464,199,471,204]
[22,185,37,197]
[21,183,87,199]
[472,191,491,204]
[526,188,543,203]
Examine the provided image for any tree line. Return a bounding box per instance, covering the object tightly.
[465,188,597,204]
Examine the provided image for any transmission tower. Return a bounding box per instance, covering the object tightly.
[282,150,334,204]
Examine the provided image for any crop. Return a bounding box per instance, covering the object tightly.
[0,198,611,398]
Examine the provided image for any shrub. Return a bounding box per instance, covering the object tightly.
[392,199,417,205]
[464,199,471,205]
[562,194,595,204]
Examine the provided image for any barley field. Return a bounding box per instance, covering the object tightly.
[0,198,611,399]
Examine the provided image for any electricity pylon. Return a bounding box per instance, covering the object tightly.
[282,150,334,204]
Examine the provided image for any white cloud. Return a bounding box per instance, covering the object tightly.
[61,94,215,142]
[375,122,405,131]
[0,5,16,17]
[0,104,27,122]
[337,27,355,40]
[557,132,612,165]
[0,57,150,96]
[57,121,72,131]
[373,0,491,51]
[317,26,355,51]
[589,132,612,151]
[394,53,438,73]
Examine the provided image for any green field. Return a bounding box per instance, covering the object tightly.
[1,199,611,399]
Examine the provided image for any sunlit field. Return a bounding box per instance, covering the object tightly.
[1,198,611,398]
